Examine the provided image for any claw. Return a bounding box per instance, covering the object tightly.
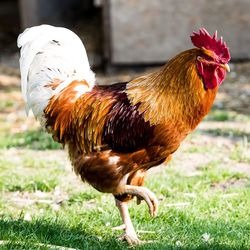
[119,233,155,245]
[143,188,158,217]
[136,196,142,205]
[119,232,141,245]
[124,185,159,217]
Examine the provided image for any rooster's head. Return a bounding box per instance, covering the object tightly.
[191,28,230,89]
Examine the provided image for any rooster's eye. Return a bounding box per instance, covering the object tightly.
[205,54,214,61]
[197,56,210,63]
[197,54,215,64]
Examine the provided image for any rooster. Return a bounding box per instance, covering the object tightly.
[18,25,230,244]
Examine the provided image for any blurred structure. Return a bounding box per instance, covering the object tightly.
[0,0,20,53]
[0,0,250,68]
[19,0,93,28]
[104,0,250,64]
[18,0,102,67]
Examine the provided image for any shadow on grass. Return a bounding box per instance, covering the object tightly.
[0,218,249,250]
[0,219,118,250]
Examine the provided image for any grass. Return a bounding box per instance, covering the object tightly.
[0,78,250,249]
[205,109,250,122]
[230,141,250,164]
[0,148,249,249]
[0,99,14,110]
[0,150,67,192]
[203,128,250,141]
[0,129,62,150]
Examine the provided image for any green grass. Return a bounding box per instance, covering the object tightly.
[0,120,249,249]
[0,153,63,192]
[0,99,15,110]
[230,140,250,164]
[205,110,250,122]
[203,128,250,141]
[0,129,62,150]
[0,154,249,250]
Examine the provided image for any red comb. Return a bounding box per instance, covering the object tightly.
[191,28,230,63]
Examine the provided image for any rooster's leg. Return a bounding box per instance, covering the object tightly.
[115,199,140,245]
[123,185,158,217]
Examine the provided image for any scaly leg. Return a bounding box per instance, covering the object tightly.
[115,199,140,245]
[123,185,158,217]
[113,185,158,245]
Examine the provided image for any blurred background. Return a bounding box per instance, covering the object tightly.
[1,0,250,69]
[0,1,250,248]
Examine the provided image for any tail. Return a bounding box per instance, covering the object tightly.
[17,24,95,121]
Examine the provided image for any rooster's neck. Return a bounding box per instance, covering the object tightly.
[126,49,218,130]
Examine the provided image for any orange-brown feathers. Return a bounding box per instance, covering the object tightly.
[126,48,217,130]
[45,80,117,153]
[45,80,90,141]
[70,87,116,154]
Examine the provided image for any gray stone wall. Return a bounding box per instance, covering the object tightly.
[106,0,250,63]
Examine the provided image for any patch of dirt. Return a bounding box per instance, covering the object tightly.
[229,163,250,177]
[211,178,249,190]
[170,151,212,176]
[0,64,20,76]
[0,73,20,87]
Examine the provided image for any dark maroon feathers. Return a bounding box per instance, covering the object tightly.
[100,83,155,153]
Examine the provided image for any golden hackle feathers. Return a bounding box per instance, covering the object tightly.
[126,48,217,129]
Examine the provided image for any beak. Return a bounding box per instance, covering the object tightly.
[220,63,230,72]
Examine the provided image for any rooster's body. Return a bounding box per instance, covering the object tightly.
[18,25,230,244]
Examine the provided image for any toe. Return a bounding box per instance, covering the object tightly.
[119,233,141,245]
[136,197,142,205]
[141,188,158,217]
[112,224,126,231]
[148,190,158,217]
[125,235,141,245]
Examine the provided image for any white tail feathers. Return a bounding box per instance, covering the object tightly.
[17,24,95,120]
